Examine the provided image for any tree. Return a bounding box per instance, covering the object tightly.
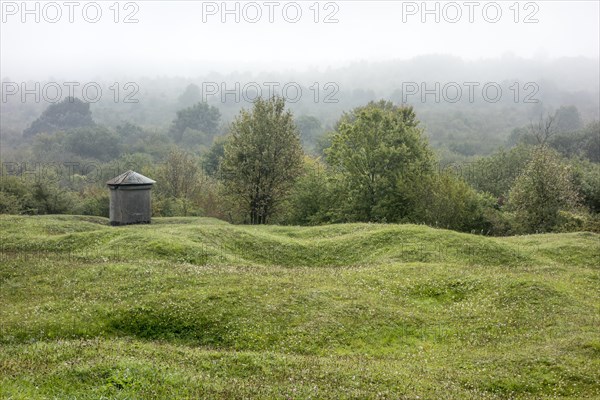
[23,97,95,137]
[169,102,221,143]
[326,100,434,222]
[466,144,532,198]
[0,176,32,214]
[154,149,204,216]
[178,84,202,108]
[282,156,337,225]
[507,146,580,233]
[529,112,557,145]
[580,121,599,163]
[219,97,303,224]
[202,136,227,177]
[295,115,323,151]
[415,172,495,233]
[115,122,145,145]
[572,159,600,214]
[65,126,121,161]
[31,132,68,161]
[554,105,583,133]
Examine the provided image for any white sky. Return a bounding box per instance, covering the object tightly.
[1,0,599,79]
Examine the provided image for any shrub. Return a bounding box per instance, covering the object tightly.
[507,146,580,233]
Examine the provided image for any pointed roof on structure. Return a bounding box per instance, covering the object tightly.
[106,170,156,186]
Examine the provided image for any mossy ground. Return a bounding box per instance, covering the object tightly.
[1,215,598,399]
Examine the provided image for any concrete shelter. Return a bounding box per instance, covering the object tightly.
[106,170,155,226]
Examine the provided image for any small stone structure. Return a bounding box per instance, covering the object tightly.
[106,170,156,226]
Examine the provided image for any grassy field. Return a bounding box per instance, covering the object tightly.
[0,215,599,399]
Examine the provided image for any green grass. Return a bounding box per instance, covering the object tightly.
[0,215,598,399]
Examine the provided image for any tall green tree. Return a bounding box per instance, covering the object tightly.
[219,97,303,224]
[326,100,434,222]
[508,146,580,233]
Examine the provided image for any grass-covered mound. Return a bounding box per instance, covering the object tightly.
[0,215,598,399]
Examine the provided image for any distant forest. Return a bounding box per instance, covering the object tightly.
[1,56,598,234]
[3,55,599,153]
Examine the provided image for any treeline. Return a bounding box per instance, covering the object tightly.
[3,56,599,159]
[1,96,598,235]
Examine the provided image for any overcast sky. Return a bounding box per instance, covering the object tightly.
[1,0,599,80]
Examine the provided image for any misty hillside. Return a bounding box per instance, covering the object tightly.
[2,56,598,161]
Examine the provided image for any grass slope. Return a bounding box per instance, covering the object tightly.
[0,215,599,399]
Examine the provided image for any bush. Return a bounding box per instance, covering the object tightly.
[76,188,110,218]
[415,173,495,233]
[30,181,76,214]
[279,157,334,225]
[0,176,32,214]
[485,209,521,236]
[582,213,600,233]
[507,146,580,233]
[0,190,24,214]
[553,211,587,233]
[572,160,600,213]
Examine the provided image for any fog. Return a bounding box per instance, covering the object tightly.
[2,1,599,80]
[2,1,599,159]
